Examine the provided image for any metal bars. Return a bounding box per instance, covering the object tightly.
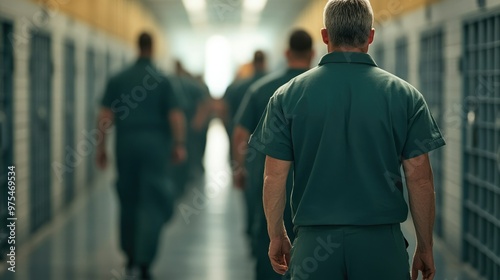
[29,32,52,232]
[419,29,445,237]
[463,11,500,280]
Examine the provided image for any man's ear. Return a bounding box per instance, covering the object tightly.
[321,28,329,45]
[368,28,375,45]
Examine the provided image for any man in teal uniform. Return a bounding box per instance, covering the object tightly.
[96,33,186,280]
[233,30,314,280]
[249,1,445,280]
[223,50,267,236]
[169,61,211,197]
[222,50,267,141]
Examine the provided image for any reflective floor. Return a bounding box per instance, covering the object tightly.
[0,121,477,280]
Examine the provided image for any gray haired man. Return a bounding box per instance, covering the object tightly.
[248,0,444,279]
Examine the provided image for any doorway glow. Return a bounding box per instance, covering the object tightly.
[205,35,232,98]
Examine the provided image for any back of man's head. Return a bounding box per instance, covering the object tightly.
[138,32,153,55]
[289,29,313,59]
[253,50,266,70]
[323,0,373,48]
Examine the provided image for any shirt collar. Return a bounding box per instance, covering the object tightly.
[136,57,153,65]
[318,52,378,67]
[286,68,309,75]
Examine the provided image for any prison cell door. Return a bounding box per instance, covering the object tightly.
[463,11,500,280]
[419,29,445,237]
[63,41,76,205]
[29,32,53,232]
[0,20,14,259]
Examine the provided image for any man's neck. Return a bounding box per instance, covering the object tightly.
[329,45,368,53]
[288,60,310,69]
[139,52,152,59]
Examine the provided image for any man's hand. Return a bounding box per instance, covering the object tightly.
[172,144,187,164]
[233,169,247,189]
[268,235,292,275]
[411,249,436,280]
[96,148,108,170]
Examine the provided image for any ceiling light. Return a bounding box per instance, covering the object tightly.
[183,0,206,13]
[243,0,267,13]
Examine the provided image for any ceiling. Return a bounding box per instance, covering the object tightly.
[141,0,310,37]
[140,0,311,86]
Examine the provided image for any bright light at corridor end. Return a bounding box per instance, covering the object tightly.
[205,35,232,98]
[243,0,267,12]
[182,0,207,26]
[182,0,206,12]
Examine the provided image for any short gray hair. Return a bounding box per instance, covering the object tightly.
[324,0,374,48]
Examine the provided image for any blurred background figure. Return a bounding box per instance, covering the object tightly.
[232,29,314,280]
[169,60,213,197]
[222,50,268,142]
[221,50,268,240]
[96,32,187,280]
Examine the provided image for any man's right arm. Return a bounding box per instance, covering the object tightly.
[402,153,436,280]
[169,109,187,163]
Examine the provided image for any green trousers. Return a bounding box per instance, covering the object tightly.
[288,224,410,280]
[115,131,175,266]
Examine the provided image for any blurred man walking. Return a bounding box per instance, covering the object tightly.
[96,32,186,280]
[233,29,314,280]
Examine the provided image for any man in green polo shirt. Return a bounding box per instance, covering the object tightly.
[233,29,314,280]
[223,50,267,236]
[222,50,267,141]
[96,32,186,280]
[249,1,445,280]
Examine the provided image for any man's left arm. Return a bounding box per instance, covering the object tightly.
[96,108,114,169]
[232,126,250,188]
[263,155,292,275]
[96,78,116,170]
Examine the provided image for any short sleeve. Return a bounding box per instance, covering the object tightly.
[248,94,293,161]
[234,90,259,132]
[402,98,446,159]
[168,77,189,111]
[162,78,181,112]
[101,78,116,108]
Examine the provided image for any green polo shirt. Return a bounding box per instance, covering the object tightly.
[170,75,209,122]
[249,52,445,226]
[101,58,180,134]
[235,68,309,239]
[235,68,309,133]
[223,71,267,132]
